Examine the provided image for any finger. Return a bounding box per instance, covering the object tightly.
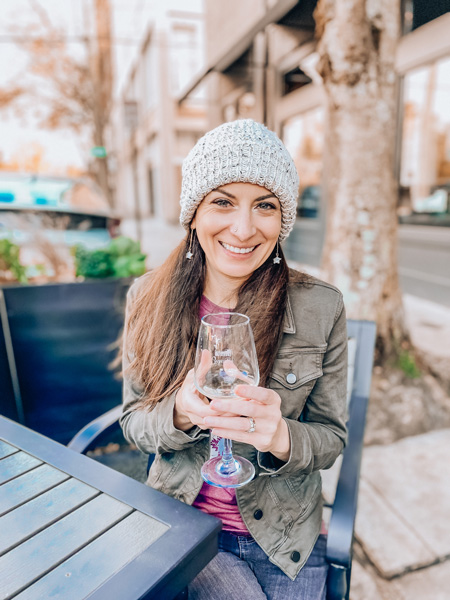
[234,385,278,405]
[185,387,221,418]
[204,415,256,432]
[222,360,255,385]
[189,401,221,420]
[210,398,265,417]
[210,428,259,443]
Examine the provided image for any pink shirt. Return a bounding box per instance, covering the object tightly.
[192,296,327,536]
[192,296,250,534]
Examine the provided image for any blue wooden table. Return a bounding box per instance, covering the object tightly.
[0,416,221,600]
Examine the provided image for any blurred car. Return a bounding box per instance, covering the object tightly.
[0,173,121,280]
[398,184,450,227]
[0,173,120,247]
[297,185,320,218]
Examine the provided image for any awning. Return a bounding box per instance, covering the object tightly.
[177,0,299,103]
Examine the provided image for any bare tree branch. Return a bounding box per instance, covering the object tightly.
[0,0,113,204]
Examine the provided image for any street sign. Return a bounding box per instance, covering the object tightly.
[91,146,107,158]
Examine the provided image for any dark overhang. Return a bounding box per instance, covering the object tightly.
[177,0,300,104]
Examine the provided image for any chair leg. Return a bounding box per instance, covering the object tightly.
[326,563,348,600]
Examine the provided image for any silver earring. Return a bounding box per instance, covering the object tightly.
[273,241,281,265]
[186,230,194,260]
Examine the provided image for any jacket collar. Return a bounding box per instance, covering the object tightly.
[283,294,296,334]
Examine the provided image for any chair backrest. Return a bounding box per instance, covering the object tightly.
[0,279,131,444]
[0,289,20,421]
[346,319,376,400]
[322,319,376,502]
[325,319,376,600]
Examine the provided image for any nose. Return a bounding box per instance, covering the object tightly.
[230,208,256,241]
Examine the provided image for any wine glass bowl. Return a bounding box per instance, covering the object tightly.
[194,312,259,488]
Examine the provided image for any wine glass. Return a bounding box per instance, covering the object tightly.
[194,312,259,488]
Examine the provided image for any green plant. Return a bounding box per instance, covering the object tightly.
[73,236,147,279]
[0,239,28,283]
[396,349,421,379]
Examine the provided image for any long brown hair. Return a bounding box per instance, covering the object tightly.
[125,230,299,408]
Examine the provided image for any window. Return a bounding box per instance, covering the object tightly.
[170,23,203,96]
[144,42,158,111]
[399,56,450,226]
[283,66,313,96]
[282,107,325,218]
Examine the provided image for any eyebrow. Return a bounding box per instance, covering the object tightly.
[214,187,278,202]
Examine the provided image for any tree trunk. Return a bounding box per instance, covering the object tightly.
[314,0,408,359]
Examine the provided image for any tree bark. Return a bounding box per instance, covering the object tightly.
[314,0,408,359]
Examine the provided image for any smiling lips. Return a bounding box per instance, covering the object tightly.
[220,242,257,255]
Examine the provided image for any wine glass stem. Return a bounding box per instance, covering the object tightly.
[222,438,234,463]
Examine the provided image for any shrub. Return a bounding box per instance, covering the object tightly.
[0,239,28,283]
[73,236,147,279]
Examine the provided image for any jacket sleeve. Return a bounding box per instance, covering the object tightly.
[119,279,209,455]
[257,294,348,476]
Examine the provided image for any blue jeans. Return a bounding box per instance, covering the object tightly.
[188,532,328,600]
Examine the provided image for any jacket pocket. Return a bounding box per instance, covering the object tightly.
[269,346,326,419]
[269,471,321,521]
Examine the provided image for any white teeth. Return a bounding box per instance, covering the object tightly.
[221,242,255,254]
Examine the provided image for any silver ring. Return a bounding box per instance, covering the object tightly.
[247,417,256,433]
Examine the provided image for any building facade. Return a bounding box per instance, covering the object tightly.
[179,0,450,305]
[110,0,450,303]
[108,1,207,264]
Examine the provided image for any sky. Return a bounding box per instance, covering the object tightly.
[0,0,159,173]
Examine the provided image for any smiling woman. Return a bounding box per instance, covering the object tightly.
[119,119,348,600]
[191,182,282,303]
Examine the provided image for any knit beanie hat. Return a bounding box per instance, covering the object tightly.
[179,119,299,241]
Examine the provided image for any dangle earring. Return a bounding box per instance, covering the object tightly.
[273,241,281,265]
[186,229,194,260]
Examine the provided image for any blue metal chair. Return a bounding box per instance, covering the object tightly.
[0,279,130,443]
[324,319,376,600]
[68,319,376,600]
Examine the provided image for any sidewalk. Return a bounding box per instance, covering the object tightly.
[288,261,450,599]
[403,293,450,359]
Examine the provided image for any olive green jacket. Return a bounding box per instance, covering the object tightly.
[120,272,348,580]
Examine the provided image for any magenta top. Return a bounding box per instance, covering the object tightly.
[192,296,250,534]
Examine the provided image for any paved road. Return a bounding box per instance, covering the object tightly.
[398,225,450,307]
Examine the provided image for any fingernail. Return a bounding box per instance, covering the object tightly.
[211,401,222,410]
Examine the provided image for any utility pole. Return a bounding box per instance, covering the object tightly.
[87,0,114,206]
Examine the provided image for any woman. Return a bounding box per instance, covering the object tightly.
[121,119,348,600]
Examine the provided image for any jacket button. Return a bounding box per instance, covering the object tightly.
[286,372,297,384]
[254,509,263,520]
[290,551,301,562]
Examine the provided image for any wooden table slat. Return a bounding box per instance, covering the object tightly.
[14,512,169,600]
[0,493,133,599]
[0,452,42,485]
[0,478,99,555]
[0,463,70,517]
[0,441,18,460]
[0,416,221,600]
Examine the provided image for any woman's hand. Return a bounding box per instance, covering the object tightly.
[173,369,231,432]
[203,385,291,462]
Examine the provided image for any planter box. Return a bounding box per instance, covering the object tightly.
[0,278,132,443]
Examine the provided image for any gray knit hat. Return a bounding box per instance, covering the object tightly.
[179,119,299,241]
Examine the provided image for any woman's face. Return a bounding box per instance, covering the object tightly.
[191,182,282,287]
